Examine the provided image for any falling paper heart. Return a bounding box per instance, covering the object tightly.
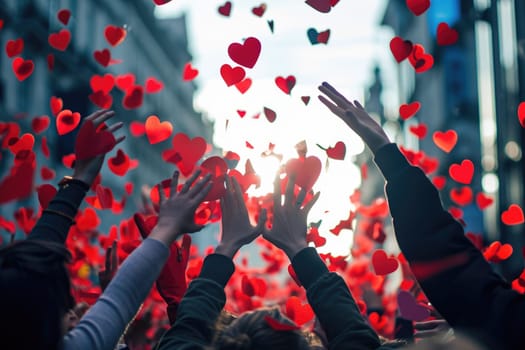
[48,29,71,51]
[145,77,164,93]
[37,184,57,210]
[409,123,427,139]
[285,156,322,191]
[409,44,434,73]
[122,85,144,109]
[449,159,474,185]
[104,25,127,47]
[57,9,71,25]
[50,96,63,116]
[406,0,430,16]
[397,291,430,321]
[390,36,413,63]
[252,3,266,17]
[433,130,458,153]
[235,78,252,94]
[201,156,228,201]
[115,73,136,91]
[305,0,331,13]
[450,186,473,206]
[228,37,261,69]
[90,73,115,94]
[12,57,34,81]
[476,193,493,210]
[183,62,199,81]
[275,75,296,95]
[108,149,133,176]
[326,141,346,160]
[437,22,459,46]
[75,120,116,160]
[31,116,50,134]
[93,48,111,67]
[372,249,399,275]
[399,102,420,120]
[56,109,81,135]
[501,204,525,226]
[6,38,24,57]
[285,296,314,325]
[263,107,276,123]
[220,64,246,86]
[518,102,525,127]
[163,133,207,176]
[145,115,173,144]
[218,1,232,16]
[301,96,310,105]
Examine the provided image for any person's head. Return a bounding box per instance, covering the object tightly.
[212,307,319,350]
[0,239,75,350]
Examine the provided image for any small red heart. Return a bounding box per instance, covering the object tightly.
[31,116,50,134]
[145,115,173,144]
[200,156,228,201]
[241,275,267,297]
[76,207,101,230]
[285,296,314,326]
[437,22,459,46]
[104,25,127,47]
[275,75,296,95]
[263,107,276,123]
[95,184,114,209]
[252,3,267,17]
[326,141,346,160]
[399,101,420,120]
[484,241,514,262]
[6,38,24,57]
[40,166,56,181]
[153,0,172,5]
[41,137,50,158]
[409,123,427,139]
[57,9,71,25]
[450,186,473,206]
[90,73,115,94]
[518,102,525,127]
[145,77,164,93]
[390,36,413,63]
[122,85,144,110]
[47,54,55,71]
[432,176,446,190]
[432,130,457,153]
[501,204,525,226]
[115,73,136,91]
[237,110,246,118]
[94,49,111,67]
[301,96,310,105]
[162,133,207,176]
[372,249,399,275]
[220,64,246,86]
[56,109,81,135]
[285,156,322,191]
[235,78,252,94]
[305,0,331,13]
[12,57,34,81]
[8,133,34,155]
[449,159,474,185]
[476,193,493,210]
[317,29,330,44]
[408,44,434,73]
[406,0,430,16]
[129,121,145,137]
[218,1,232,16]
[37,184,57,210]
[182,62,199,81]
[108,149,133,176]
[89,91,113,109]
[75,120,116,160]
[50,96,63,116]
[228,37,261,69]
[62,153,75,168]
[48,29,71,51]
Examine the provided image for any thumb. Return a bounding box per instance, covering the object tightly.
[181,234,192,254]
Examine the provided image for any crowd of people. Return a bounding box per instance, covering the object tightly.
[0,83,522,350]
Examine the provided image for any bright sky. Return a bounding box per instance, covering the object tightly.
[156,0,396,256]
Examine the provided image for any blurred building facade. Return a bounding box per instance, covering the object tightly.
[0,0,213,240]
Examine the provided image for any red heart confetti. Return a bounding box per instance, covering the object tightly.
[122,85,144,110]
[263,107,276,123]
[237,110,246,118]
[301,96,310,105]
[37,184,57,210]
[476,193,494,210]
[6,38,24,58]
[432,176,446,190]
[8,133,34,155]
[57,9,71,25]
[56,109,81,135]
[433,130,458,153]
[47,54,55,70]
[129,121,145,137]
[163,133,207,176]
[399,102,420,120]
[94,48,111,67]
[108,149,135,176]
[437,22,459,46]
[235,78,252,94]
[183,62,199,81]
[372,249,399,275]
[285,296,314,325]
[40,166,56,181]
[409,123,427,139]
[406,0,430,16]
[326,141,346,160]
[390,36,413,63]
[275,75,296,95]
[0,162,35,204]
[218,1,232,17]
[153,0,172,5]
[95,184,114,209]
[450,186,473,206]
[501,204,525,226]
[75,120,116,160]
[220,64,246,86]
[145,115,173,144]
[145,77,164,93]
[89,91,113,109]
[31,116,50,134]
[90,73,115,94]
[408,44,434,73]
[228,37,261,69]
[285,156,322,191]
[115,73,136,90]
[449,159,474,185]
[252,4,267,17]
[12,57,34,81]
[48,29,71,51]
[305,0,331,13]
[41,137,50,158]
[104,25,127,47]
[50,96,63,116]
[518,102,525,127]
[317,29,330,44]
[201,156,228,201]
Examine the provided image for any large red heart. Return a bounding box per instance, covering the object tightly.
[501,204,525,225]
[252,4,267,17]
[31,116,50,134]
[518,102,525,127]
[56,109,81,135]
[220,64,246,86]
[12,57,34,81]
[285,296,314,326]
[75,120,116,160]
[163,133,207,176]
[235,78,252,94]
[48,29,71,51]
[200,156,228,201]
[218,1,232,17]
[122,85,144,109]
[450,186,473,206]
[371,249,399,275]
[182,62,199,81]
[399,101,420,120]
[432,130,457,153]
[145,115,172,144]
[408,123,427,139]
[326,141,346,160]
[104,25,127,47]
[0,162,35,204]
[285,156,322,191]
[437,22,459,46]
[94,49,111,67]
[305,0,331,13]
[6,38,24,57]
[145,77,163,93]
[57,9,71,25]
[90,73,115,94]
[408,44,434,73]
[228,37,261,69]
[390,36,413,63]
[263,107,276,123]
[449,159,474,184]
[275,75,296,95]
[406,0,430,16]
[50,96,63,116]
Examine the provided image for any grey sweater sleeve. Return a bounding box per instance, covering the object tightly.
[62,238,169,350]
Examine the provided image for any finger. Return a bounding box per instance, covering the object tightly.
[231,177,247,215]
[157,183,166,204]
[188,173,212,197]
[170,171,179,197]
[284,175,296,207]
[115,135,126,145]
[105,246,113,271]
[111,241,118,272]
[320,82,353,107]
[354,100,365,110]
[273,174,282,208]
[181,170,202,194]
[303,191,320,214]
[296,188,307,208]
[192,181,213,203]
[93,110,116,127]
[318,95,346,117]
[254,209,267,233]
[85,109,109,121]
[106,121,124,133]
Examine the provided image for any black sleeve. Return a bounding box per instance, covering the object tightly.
[374,143,525,350]
[156,254,235,350]
[292,248,381,350]
[28,180,89,244]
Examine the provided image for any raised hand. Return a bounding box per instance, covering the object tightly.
[98,240,118,291]
[318,82,390,154]
[263,175,319,259]
[73,110,125,185]
[215,176,267,259]
[148,170,212,246]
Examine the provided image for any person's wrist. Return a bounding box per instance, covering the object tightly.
[148,225,178,246]
[72,172,96,186]
[283,241,308,260]
[215,242,239,259]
